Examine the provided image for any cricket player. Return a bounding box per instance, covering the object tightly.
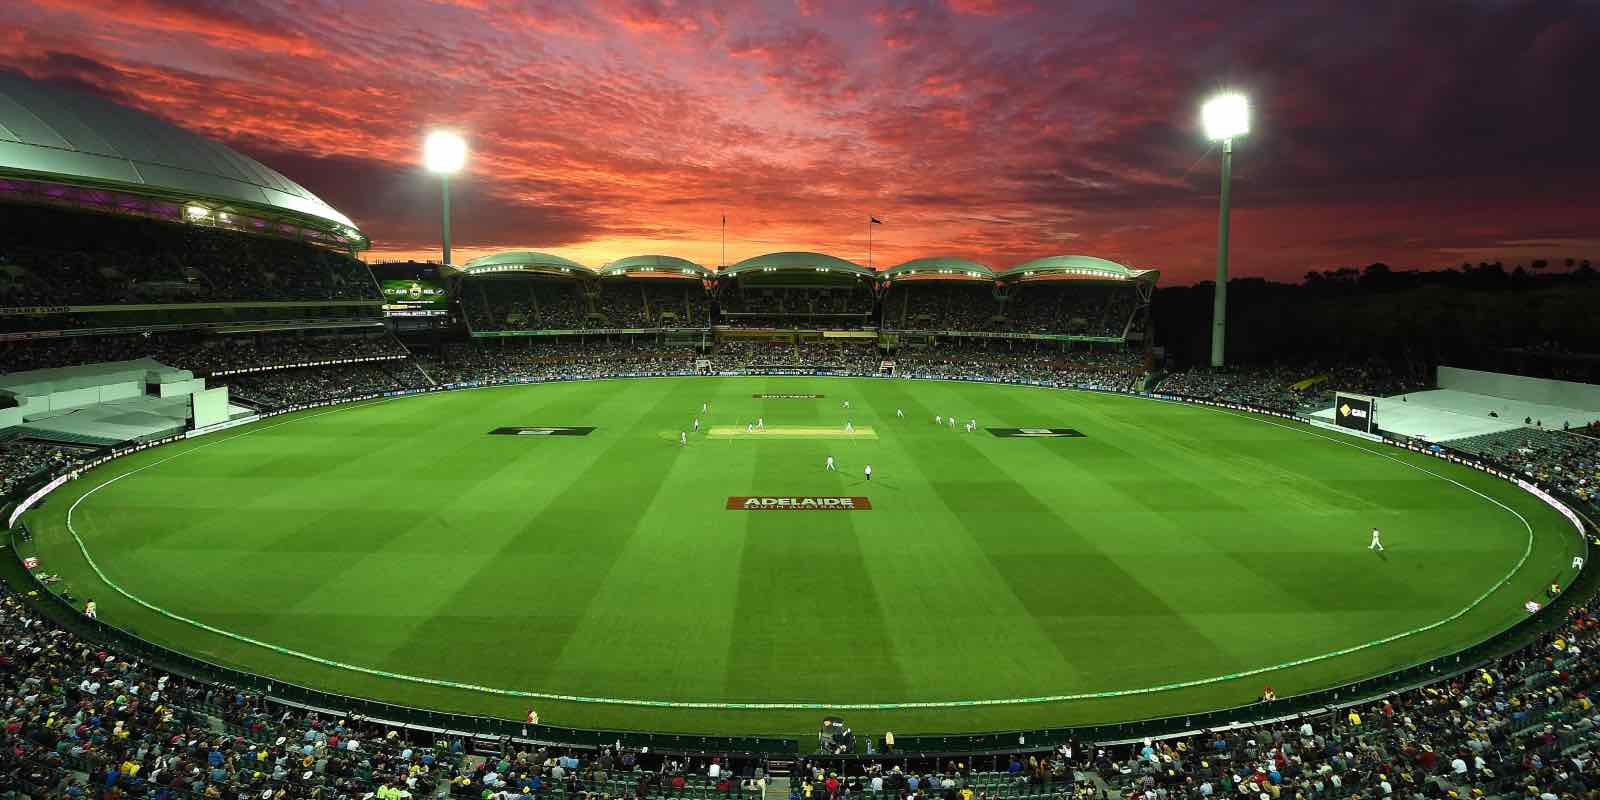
[747,422,754,433]
[1575,555,1585,571]
[1370,528,1384,551]
[935,415,943,425]
[693,418,700,433]
[845,421,854,434]
[843,400,851,410]
[702,402,708,414]
[680,431,687,446]
[757,417,765,431]
[948,415,956,427]
[864,464,872,481]
[896,408,904,418]
[969,418,976,430]
[826,456,836,471]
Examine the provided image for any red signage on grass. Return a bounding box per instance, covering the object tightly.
[726,496,872,510]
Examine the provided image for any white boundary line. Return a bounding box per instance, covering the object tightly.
[47,377,1559,710]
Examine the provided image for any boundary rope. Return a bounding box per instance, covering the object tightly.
[54,378,1560,711]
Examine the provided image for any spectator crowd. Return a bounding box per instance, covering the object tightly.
[0,205,380,316]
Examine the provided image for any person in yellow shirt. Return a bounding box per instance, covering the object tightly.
[1348,710,1362,727]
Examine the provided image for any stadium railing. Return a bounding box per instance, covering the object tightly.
[6,370,1594,758]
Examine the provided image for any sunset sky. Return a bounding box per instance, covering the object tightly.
[6,0,1597,284]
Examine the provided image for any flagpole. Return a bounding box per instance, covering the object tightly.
[721,214,725,269]
[868,216,873,270]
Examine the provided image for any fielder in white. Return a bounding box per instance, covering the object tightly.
[746,422,754,433]
[896,408,904,418]
[845,421,854,433]
[1575,555,1585,571]
[757,417,764,430]
[680,431,687,446]
[693,418,700,433]
[842,400,851,410]
[1369,528,1384,551]
[826,456,836,471]
[701,402,708,414]
[935,415,943,425]
[864,464,872,481]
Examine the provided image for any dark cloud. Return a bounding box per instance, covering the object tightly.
[2,0,1596,278]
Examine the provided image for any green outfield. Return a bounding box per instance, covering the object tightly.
[20,376,1582,738]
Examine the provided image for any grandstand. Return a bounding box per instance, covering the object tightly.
[458,251,593,333]
[714,251,877,329]
[880,257,1000,333]
[597,255,715,338]
[995,256,1155,340]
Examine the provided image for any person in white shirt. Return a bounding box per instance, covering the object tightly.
[842,400,850,410]
[826,456,836,471]
[693,418,700,433]
[1451,757,1468,775]
[896,408,904,418]
[680,431,687,447]
[701,402,708,414]
[1369,528,1383,551]
[948,415,955,427]
[757,418,764,430]
[864,464,872,481]
[969,418,976,430]
[845,421,854,433]
[1575,555,1585,570]
[746,423,753,433]
[935,415,942,425]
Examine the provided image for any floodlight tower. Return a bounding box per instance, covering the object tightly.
[1201,93,1248,368]
[423,131,467,265]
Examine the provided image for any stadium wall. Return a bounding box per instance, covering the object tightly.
[1438,365,1600,410]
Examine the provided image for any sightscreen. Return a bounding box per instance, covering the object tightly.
[1334,393,1375,434]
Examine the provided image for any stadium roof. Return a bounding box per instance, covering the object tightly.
[600,255,713,279]
[997,255,1159,283]
[0,71,365,246]
[460,251,595,276]
[882,257,994,281]
[721,251,874,278]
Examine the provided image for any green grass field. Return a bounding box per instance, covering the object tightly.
[22,376,1582,738]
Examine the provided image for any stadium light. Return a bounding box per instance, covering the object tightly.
[1201,93,1249,142]
[422,131,467,264]
[1201,92,1248,368]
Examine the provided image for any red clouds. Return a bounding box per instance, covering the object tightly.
[4,0,1597,280]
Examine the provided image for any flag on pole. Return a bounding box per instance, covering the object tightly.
[870,217,883,224]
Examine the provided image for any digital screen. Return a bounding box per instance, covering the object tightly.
[381,279,449,312]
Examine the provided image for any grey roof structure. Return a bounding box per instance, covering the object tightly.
[0,71,361,241]
[882,257,994,281]
[997,255,1158,283]
[600,255,713,279]
[720,251,873,278]
[460,251,595,276]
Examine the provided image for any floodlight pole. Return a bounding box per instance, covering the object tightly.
[1210,138,1233,368]
[440,173,453,266]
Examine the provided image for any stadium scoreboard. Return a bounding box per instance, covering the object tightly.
[1335,393,1376,434]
